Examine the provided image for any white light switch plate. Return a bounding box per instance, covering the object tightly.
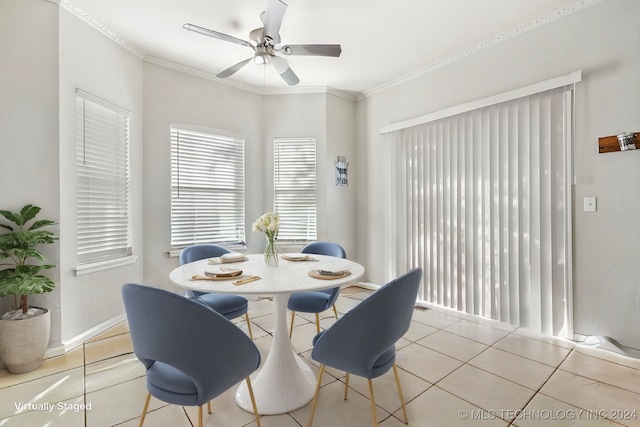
[584,196,597,212]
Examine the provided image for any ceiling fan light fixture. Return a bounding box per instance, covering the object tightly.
[254,53,269,65]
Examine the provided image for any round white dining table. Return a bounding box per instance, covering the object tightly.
[169,253,365,415]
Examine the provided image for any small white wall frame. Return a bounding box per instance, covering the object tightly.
[335,156,348,186]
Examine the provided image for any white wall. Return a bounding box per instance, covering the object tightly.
[0,0,61,345]
[262,93,327,253]
[326,94,357,259]
[58,8,144,343]
[142,63,264,290]
[358,0,640,348]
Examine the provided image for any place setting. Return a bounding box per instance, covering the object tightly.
[308,263,351,280]
[190,267,261,285]
[281,253,318,262]
[207,252,249,264]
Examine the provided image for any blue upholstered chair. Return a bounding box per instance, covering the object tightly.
[179,244,253,339]
[287,242,347,338]
[121,283,261,427]
[308,268,423,427]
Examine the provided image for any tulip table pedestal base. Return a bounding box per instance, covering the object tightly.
[235,294,316,414]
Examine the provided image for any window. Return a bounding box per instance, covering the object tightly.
[76,90,132,267]
[171,126,245,249]
[274,137,317,241]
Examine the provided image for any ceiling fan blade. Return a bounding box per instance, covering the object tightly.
[216,57,253,78]
[262,0,287,44]
[183,23,255,50]
[281,44,342,57]
[271,55,299,86]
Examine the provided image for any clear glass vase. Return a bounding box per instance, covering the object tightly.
[264,234,279,266]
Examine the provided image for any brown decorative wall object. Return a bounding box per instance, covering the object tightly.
[598,132,639,153]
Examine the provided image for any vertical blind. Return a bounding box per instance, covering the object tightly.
[390,87,573,337]
[76,91,132,264]
[171,127,245,249]
[274,137,317,241]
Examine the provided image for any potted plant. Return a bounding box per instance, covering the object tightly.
[0,204,57,373]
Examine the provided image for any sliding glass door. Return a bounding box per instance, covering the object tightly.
[389,86,574,338]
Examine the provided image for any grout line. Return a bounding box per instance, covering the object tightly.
[184,405,196,427]
[285,413,303,427]
[83,342,87,426]
[504,346,576,425]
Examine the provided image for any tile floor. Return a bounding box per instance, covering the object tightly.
[1,287,640,427]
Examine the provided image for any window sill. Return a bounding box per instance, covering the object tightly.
[167,243,248,258]
[75,255,138,276]
[275,241,313,248]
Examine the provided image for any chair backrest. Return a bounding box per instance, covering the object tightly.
[311,268,422,378]
[122,283,260,404]
[179,244,231,265]
[302,242,347,302]
[301,241,347,258]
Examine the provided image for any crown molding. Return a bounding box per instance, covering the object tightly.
[144,55,356,100]
[262,85,357,101]
[362,0,606,98]
[60,0,145,59]
[143,55,263,94]
[326,87,358,102]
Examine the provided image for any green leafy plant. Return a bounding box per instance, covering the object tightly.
[0,205,57,314]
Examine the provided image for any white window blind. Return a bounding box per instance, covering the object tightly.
[76,91,132,265]
[390,87,574,338]
[171,126,245,249]
[274,137,317,241]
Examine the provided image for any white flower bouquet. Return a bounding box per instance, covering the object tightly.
[252,212,280,265]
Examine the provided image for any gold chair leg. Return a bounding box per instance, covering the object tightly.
[198,405,203,427]
[344,373,350,400]
[308,364,325,427]
[368,380,378,427]
[289,311,296,339]
[332,304,338,319]
[207,401,212,414]
[245,377,261,427]
[245,313,254,340]
[393,364,409,424]
[139,392,151,427]
[315,313,321,334]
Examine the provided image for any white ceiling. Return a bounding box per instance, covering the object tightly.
[65,0,594,96]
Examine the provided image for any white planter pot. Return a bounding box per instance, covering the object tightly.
[0,308,50,374]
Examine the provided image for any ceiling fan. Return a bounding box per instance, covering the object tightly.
[183,0,342,86]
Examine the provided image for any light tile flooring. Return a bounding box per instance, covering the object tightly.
[1,287,640,427]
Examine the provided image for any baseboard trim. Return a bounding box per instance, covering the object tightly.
[44,314,127,359]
